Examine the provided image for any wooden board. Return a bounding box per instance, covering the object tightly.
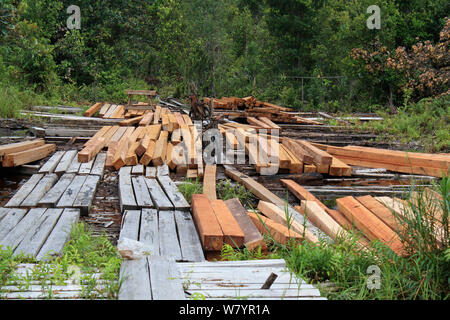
[301,201,347,240]
[119,210,141,240]
[295,140,332,166]
[21,174,58,207]
[148,256,185,300]
[158,211,182,261]
[0,209,28,242]
[357,195,402,232]
[257,201,318,243]
[281,139,313,164]
[152,131,169,166]
[247,211,302,244]
[90,152,107,177]
[157,175,190,210]
[144,178,173,210]
[54,150,78,174]
[131,176,154,208]
[210,200,245,248]
[118,167,138,212]
[119,259,152,300]
[38,173,75,207]
[78,157,94,175]
[174,211,205,262]
[139,209,159,255]
[84,102,103,117]
[203,165,217,201]
[66,155,81,174]
[36,209,80,261]
[57,175,88,208]
[0,140,45,159]
[224,198,266,251]
[14,208,63,256]
[72,175,100,215]
[5,174,44,208]
[336,196,404,255]
[3,144,56,167]
[191,194,224,251]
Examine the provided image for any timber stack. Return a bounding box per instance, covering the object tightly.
[0,139,56,167]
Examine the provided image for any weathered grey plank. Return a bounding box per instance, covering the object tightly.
[78,157,94,175]
[131,164,144,175]
[158,211,182,261]
[145,167,156,178]
[0,208,46,250]
[144,178,173,210]
[21,174,58,207]
[90,152,107,177]
[36,208,80,261]
[54,150,78,174]
[156,175,190,210]
[174,211,205,262]
[139,209,159,255]
[148,256,185,300]
[119,259,152,300]
[56,175,87,208]
[0,208,9,222]
[66,154,81,174]
[14,208,63,256]
[39,151,65,174]
[131,176,153,208]
[119,167,137,212]
[72,175,100,215]
[0,209,28,242]
[156,164,169,176]
[119,210,141,241]
[5,174,43,208]
[38,173,75,207]
[184,288,321,299]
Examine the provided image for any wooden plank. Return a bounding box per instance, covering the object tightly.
[0,209,28,242]
[125,141,140,166]
[3,144,56,167]
[139,208,159,255]
[153,106,161,124]
[139,112,154,126]
[329,156,352,176]
[281,139,313,164]
[78,137,105,163]
[66,154,81,174]
[148,256,185,300]
[174,211,205,262]
[191,194,224,251]
[247,211,302,244]
[57,175,87,208]
[139,140,156,166]
[145,167,157,178]
[158,211,182,261]
[73,175,100,216]
[119,116,144,126]
[84,102,103,117]
[257,201,318,243]
[357,195,402,232]
[301,201,347,240]
[21,174,58,207]
[14,208,63,256]
[98,103,111,118]
[136,133,151,157]
[0,208,46,250]
[152,131,169,166]
[144,178,173,210]
[280,145,303,173]
[54,150,78,174]
[90,152,107,177]
[210,200,245,248]
[119,167,138,212]
[131,164,144,175]
[113,136,130,170]
[157,175,190,210]
[224,198,266,251]
[103,104,118,119]
[336,196,404,255]
[0,139,45,159]
[38,174,75,207]
[78,157,95,175]
[119,259,152,300]
[295,140,333,166]
[203,165,217,201]
[119,210,141,241]
[131,176,154,208]
[36,209,80,261]
[5,174,44,207]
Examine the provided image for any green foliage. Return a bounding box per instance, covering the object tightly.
[178,178,203,204]
[216,178,255,205]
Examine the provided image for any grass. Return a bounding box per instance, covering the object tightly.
[0,222,122,300]
[220,178,450,300]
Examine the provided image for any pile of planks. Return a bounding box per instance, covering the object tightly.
[217,124,351,176]
[322,145,450,178]
[282,179,446,256]
[0,139,56,167]
[206,96,322,125]
[79,107,203,177]
[84,102,154,119]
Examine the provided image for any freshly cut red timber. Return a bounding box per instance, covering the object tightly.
[0,139,45,160]
[2,144,56,167]
[152,131,169,166]
[84,102,103,117]
[357,195,403,232]
[210,200,245,248]
[337,196,404,255]
[191,194,224,251]
[295,140,333,166]
[78,137,105,163]
[224,198,266,251]
[247,211,303,244]
[281,138,313,164]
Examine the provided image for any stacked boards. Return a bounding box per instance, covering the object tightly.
[84,102,154,119]
[0,139,56,167]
